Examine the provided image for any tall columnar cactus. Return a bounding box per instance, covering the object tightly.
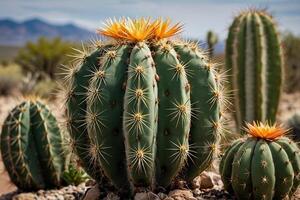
[63,18,226,192]
[0,98,68,190]
[220,122,300,199]
[226,10,283,129]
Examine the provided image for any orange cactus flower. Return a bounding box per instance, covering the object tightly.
[245,122,288,140]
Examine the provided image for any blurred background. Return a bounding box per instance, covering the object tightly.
[0,0,299,98]
[0,0,300,195]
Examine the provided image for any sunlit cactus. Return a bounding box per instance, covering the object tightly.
[62,17,227,193]
[220,122,300,199]
[225,9,284,130]
[0,98,68,190]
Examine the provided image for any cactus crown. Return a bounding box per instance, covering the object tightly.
[245,122,287,140]
[97,17,182,42]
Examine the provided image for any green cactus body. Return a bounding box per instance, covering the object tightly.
[220,139,244,193]
[0,99,67,190]
[226,10,283,129]
[174,43,220,180]
[154,43,190,187]
[220,123,300,199]
[65,47,110,181]
[64,18,223,191]
[87,45,131,189]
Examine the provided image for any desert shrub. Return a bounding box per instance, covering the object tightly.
[283,32,300,93]
[0,64,23,96]
[32,79,58,99]
[15,37,74,80]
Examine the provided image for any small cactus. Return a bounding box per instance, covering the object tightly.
[287,113,300,142]
[63,17,227,192]
[225,9,284,130]
[206,30,218,59]
[220,122,300,199]
[0,98,68,190]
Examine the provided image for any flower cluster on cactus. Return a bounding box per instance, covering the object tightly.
[0,97,69,190]
[62,17,227,194]
[225,9,284,130]
[220,122,300,199]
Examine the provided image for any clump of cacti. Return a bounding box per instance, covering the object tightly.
[0,98,68,190]
[220,122,300,199]
[287,113,300,142]
[206,30,218,59]
[225,9,284,130]
[63,17,226,193]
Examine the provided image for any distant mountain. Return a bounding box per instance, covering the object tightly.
[0,18,94,46]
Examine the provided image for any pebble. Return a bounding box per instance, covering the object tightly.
[168,189,194,200]
[134,192,160,200]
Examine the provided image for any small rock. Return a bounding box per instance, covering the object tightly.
[85,179,96,187]
[104,192,120,200]
[82,185,100,200]
[37,190,45,196]
[163,198,174,200]
[168,189,194,200]
[12,193,38,200]
[199,171,221,189]
[191,176,201,189]
[157,192,168,199]
[63,194,75,200]
[134,192,160,200]
[193,189,201,196]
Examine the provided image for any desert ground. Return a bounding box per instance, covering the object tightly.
[0,91,300,196]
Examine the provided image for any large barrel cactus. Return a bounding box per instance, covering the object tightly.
[63,18,225,192]
[226,10,283,129]
[220,122,300,199]
[0,98,68,190]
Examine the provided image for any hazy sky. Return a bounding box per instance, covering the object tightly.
[1,0,300,39]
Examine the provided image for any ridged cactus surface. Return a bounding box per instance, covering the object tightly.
[0,99,67,190]
[226,10,283,129]
[63,18,225,192]
[220,122,300,199]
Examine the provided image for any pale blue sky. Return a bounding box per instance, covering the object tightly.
[1,0,300,39]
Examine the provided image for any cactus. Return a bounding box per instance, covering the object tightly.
[0,98,68,190]
[63,18,226,192]
[220,122,300,199]
[206,30,218,59]
[287,113,300,142]
[225,10,283,130]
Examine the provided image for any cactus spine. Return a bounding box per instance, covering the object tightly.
[226,10,283,129]
[220,122,300,199]
[0,98,68,190]
[63,18,225,192]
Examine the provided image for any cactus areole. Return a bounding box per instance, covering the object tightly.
[0,98,67,190]
[220,122,300,199]
[225,10,283,130]
[64,18,224,192]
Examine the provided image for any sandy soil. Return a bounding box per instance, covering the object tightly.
[0,92,300,196]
